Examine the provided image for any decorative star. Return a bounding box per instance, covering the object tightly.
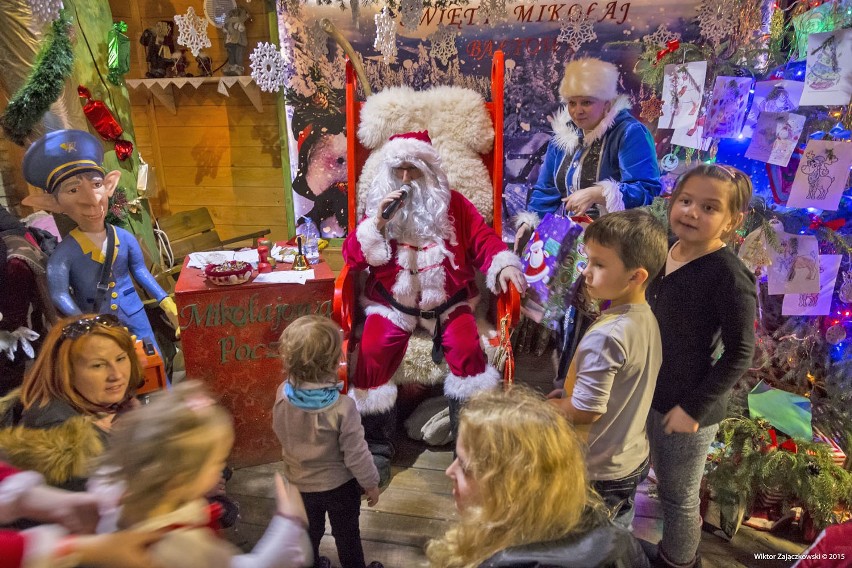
[640,94,664,122]
[174,6,211,58]
[60,142,76,153]
[556,9,597,52]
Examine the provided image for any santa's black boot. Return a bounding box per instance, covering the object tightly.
[361,408,396,488]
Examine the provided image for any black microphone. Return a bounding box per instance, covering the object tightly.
[381,185,411,220]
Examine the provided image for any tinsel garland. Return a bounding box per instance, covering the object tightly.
[0,12,74,146]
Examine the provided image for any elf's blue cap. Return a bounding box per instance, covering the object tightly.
[23,129,105,194]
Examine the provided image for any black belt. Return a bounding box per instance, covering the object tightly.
[375,282,468,364]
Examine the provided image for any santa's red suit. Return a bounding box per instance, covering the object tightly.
[343,191,519,415]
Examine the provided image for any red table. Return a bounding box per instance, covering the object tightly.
[175,258,336,467]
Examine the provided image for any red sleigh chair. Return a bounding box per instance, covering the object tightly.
[332,51,521,393]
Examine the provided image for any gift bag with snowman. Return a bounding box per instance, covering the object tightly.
[519,211,583,328]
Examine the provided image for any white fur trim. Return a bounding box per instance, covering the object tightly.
[21,525,68,568]
[355,217,391,266]
[383,138,442,170]
[551,95,632,155]
[514,210,541,231]
[363,301,418,333]
[444,365,501,401]
[598,178,624,214]
[560,58,620,102]
[485,250,523,295]
[348,383,398,415]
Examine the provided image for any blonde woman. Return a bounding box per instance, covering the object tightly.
[426,387,648,568]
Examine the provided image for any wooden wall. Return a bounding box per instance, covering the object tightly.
[109,0,291,243]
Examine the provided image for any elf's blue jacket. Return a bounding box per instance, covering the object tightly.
[517,96,661,228]
[47,225,167,350]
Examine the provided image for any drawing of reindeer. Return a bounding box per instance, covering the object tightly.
[801,149,838,201]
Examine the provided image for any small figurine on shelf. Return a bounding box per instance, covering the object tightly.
[139,21,176,78]
[173,48,193,78]
[196,50,213,76]
[223,6,250,76]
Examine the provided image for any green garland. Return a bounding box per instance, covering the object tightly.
[0,12,74,146]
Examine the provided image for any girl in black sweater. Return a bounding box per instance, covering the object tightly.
[646,165,756,568]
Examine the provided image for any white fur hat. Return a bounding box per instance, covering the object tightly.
[559,58,620,102]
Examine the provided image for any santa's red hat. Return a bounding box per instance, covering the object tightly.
[383,130,441,171]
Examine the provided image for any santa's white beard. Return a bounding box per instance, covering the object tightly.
[365,161,456,248]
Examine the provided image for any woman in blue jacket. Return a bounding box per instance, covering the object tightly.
[515,58,661,236]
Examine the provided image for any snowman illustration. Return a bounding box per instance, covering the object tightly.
[524,232,551,284]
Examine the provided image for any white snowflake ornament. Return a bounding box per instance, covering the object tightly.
[28,0,63,24]
[479,0,508,27]
[428,24,459,66]
[642,24,681,48]
[374,9,398,64]
[174,6,212,58]
[399,0,421,30]
[696,0,735,46]
[556,10,597,52]
[250,42,289,93]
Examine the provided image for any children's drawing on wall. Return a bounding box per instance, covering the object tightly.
[767,232,820,295]
[742,80,803,138]
[660,61,707,129]
[671,117,711,151]
[782,255,841,316]
[705,76,753,138]
[744,112,806,166]
[800,29,852,106]
[289,109,349,238]
[787,140,852,211]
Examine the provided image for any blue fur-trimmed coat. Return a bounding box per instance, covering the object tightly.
[518,96,661,228]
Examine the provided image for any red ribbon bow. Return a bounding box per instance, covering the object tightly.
[808,215,846,231]
[654,40,680,65]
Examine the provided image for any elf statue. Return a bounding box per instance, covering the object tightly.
[21,129,178,354]
[223,6,250,76]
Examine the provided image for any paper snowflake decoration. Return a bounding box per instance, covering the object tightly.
[174,6,211,58]
[556,10,597,52]
[374,9,398,64]
[639,93,664,122]
[28,0,63,24]
[642,24,681,48]
[250,42,290,93]
[429,24,459,65]
[696,0,735,46]
[479,0,508,27]
[400,0,421,30]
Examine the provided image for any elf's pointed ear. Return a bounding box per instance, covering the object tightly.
[22,193,63,213]
[103,170,121,198]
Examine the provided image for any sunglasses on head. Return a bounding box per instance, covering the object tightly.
[61,314,124,339]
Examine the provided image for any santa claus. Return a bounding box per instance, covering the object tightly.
[342,131,525,478]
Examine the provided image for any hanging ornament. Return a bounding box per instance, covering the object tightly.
[825,324,847,345]
[174,6,212,58]
[839,270,852,304]
[428,24,459,65]
[478,0,508,27]
[78,86,133,161]
[107,22,131,86]
[28,0,64,24]
[374,9,398,64]
[642,23,681,48]
[639,93,664,122]
[249,42,289,93]
[696,0,735,47]
[399,0,421,30]
[661,153,679,172]
[556,9,597,52]
[738,227,773,272]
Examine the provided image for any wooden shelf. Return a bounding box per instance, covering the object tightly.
[126,76,263,114]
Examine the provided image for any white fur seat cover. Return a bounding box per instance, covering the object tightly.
[355,85,495,222]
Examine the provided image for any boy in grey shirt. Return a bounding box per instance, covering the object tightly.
[549,209,668,529]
